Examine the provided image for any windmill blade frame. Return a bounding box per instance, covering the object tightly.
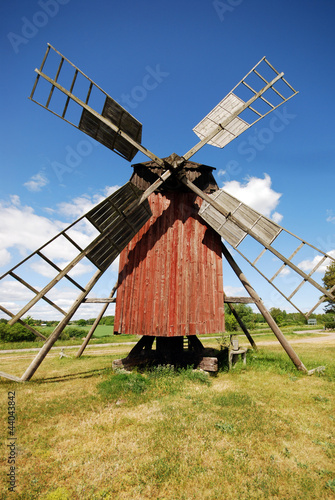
[179,179,335,317]
[3,183,152,326]
[184,57,298,160]
[30,44,165,166]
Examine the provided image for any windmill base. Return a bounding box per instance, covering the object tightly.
[112,335,221,373]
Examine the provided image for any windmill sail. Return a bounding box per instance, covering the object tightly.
[198,188,335,317]
[29,44,164,165]
[184,57,298,160]
[1,183,151,326]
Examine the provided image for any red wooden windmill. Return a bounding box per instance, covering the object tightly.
[1,45,334,382]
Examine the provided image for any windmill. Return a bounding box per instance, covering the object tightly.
[1,44,334,382]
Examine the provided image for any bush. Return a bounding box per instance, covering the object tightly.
[63,327,87,338]
[0,323,36,342]
[324,320,335,330]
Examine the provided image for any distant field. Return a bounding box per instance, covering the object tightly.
[0,324,331,351]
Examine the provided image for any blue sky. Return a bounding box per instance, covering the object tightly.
[0,0,334,320]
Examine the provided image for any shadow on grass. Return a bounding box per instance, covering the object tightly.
[34,367,113,384]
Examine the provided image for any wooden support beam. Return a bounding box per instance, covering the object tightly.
[83,298,116,303]
[37,251,85,292]
[0,371,22,383]
[221,243,308,373]
[227,303,257,350]
[9,271,67,317]
[76,282,118,358]
[20,270,103,381]
[224,296,255,304]
[187,335,205,353]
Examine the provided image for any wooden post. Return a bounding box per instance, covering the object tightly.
[76,281,118,358]
[20,270,103,381]
[221,243,307,372]
[227,303,258,350]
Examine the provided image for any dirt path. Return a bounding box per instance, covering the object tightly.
[253,330,335,346]
[1,330,334,360]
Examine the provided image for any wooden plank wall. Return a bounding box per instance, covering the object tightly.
[114,192,225,336]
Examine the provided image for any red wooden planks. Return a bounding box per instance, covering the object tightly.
[114,192,225,336]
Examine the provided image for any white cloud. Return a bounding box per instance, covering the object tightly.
[57,185,121,219]
[279,267,290,277]
[222,174,282,220]
[272,211,283,224]
[326,210,335,224]
[0,198,66,265]
[0,185,121,270]
[30,260,94,279]
[24,172,49,192]
[0,280,34,302]
[298,250,335,273]
[223,286,245,296]
[0,249,11,267]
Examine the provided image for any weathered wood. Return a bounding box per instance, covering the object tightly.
[37,250,85,292]
[227,303,257,350]
[83,298,116,303]
[127,336,155,357]
[8,183,151,325]
[197,357,218,372]
[184,68,284,160]
[20,270,103,381]
[187,335,205,353]
[129,155,219,194]
[0,371,22,383]
[115,192,225,337]
[228,348,247,370]
[221,243,308,372]
[224,296,255,304]
[183,176,335,303]
[76,281,118,358]
[112,353,156,370]
[112,336,219,373]
[9,271,67,316]
[33,61,165,166]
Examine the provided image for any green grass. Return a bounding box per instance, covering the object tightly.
[0,341,334,499]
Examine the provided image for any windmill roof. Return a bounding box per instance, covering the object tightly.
[130,154,219,193]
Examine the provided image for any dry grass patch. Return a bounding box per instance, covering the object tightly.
[0,344,334,499]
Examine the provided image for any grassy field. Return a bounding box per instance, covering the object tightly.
[0,335,334,500]
[0,323,329,352]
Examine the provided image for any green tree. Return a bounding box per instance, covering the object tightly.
[224,304,255,331]
[270,307,287,326]
[0,323,36,342]
[76,319,88,326]
[322,261,335,314]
